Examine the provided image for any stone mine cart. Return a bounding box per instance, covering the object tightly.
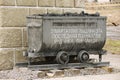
[22,12,109,70]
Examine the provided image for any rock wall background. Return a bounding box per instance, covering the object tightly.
[0,0,119,70]
[85,2,120,26]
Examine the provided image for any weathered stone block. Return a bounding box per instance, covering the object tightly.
[0,28,22,48]
[38,0,55,7]
[23,28,28,47]
[70,69,80,75]
[64,8,82,13]
[0,7,29,27]
[80,68,98,75]
[75,0,86,8]
[37,71,46,78]
[0,49,14,70]
[46,70,64,78]
[29,8,47,15]
[102,67,113,73]
[0,0,15,6]
[14,48,27,63]
[47,8,63,14]
[46,72,54,78]
[64,69,80,76]
[50,70,64,77]
[56,0,74,8]
[16,0,36,6]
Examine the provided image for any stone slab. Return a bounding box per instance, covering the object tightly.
[64,69,80,76]
[0,0,15,6]
[0,7,29,27]
[16,0,36,6]
[75,0,86,8]
[47,8,63,14]
[46,70,64,77]
[23,28,28,47]
[29,8,47,15]
[56,0,74,8]
[37,71,46,78]
[0,49,14,70]
[38,0,55,7]
[102,67,113,73]
[0,28,22,48]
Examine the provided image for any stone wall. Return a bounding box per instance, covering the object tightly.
[85,2,120,26]
[112,0,120,2]
[0,0,84,70]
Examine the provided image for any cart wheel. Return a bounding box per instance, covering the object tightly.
[77,50,89,63]
[56,51,69,64]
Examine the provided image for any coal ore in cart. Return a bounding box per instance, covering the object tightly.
[23,12,108,67]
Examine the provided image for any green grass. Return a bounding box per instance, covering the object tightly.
[104,39,120,54]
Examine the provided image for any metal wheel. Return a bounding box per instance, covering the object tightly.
[77,50,89,63]
[56,51,69,64]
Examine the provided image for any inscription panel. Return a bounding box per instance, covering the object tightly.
[51,22,103,44]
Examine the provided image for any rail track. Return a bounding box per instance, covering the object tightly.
[16,62,109,70]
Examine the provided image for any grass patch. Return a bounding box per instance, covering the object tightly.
[104,39,120,54]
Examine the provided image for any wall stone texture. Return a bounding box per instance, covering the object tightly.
[0,7,29,27]
[16,0,37,6]
[29,8,47,15]
[47,8,63,14]
[56,0,74,7]
[0,28,22,48]
[23,28,28,47]
[75,0,85,8]
[0,49,14,70]
[112,0,120,2]
[85,3,120,26]
[0,0,15,6]
[38,0,55,7]
[0,0,120,70]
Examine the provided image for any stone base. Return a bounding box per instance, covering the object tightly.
[0,49,14,70]
[0,48,28,70]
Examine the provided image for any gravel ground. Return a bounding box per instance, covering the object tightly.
[0,26,120,80]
